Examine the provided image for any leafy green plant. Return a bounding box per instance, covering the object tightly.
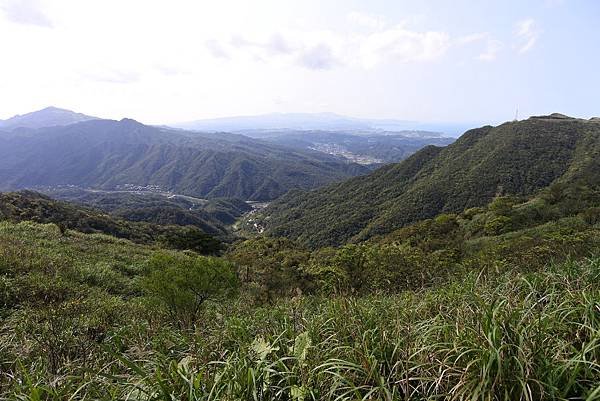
[142,252,239,328]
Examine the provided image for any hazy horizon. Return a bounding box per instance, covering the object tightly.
[1,0,598,124]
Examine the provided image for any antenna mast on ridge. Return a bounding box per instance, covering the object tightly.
[514,107,519,121]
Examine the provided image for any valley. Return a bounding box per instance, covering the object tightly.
[43,185,212,207]
[43,185,272,236]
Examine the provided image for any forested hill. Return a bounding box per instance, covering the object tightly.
[0,191,222,254]
[44,187,252,230]
[254,114,600,247]
[0,118,369,201]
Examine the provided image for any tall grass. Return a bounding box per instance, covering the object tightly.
[4,257,598,400]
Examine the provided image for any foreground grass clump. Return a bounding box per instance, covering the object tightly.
[103,260,600,400]
[1,217,598,401]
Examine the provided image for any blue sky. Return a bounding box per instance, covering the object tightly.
[0,0,598,125]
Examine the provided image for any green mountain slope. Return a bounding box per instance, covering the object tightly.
[43,187,252,229]
[254,114,600,247]
[0,118,369,201]
[0,191,222,253]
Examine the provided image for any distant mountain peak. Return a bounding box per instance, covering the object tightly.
[0,106,98,130]
[119,117,142,125]
[39,106,70,112]
[12,106,84,118]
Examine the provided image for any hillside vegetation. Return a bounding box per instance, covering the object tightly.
[0,199,599,399]
[43,187,252,232]
[1,144,600,399]
[0,118,368,201]
[0,191,222,254]
[254,115,600,247]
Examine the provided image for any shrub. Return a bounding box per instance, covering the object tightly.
[580,207,600,225]
[227,238,312,302]
[488,196,519,216]
[484,215,512,235]
[142,252,238,328]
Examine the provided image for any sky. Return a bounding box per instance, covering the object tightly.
[0,0,598,125]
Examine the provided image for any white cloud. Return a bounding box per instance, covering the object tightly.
[478,39,503,61]
[230,32,293,56]
[204,25,451,70]
[265,33,293,55]
[360,26,450,68]
[455,32,504,62]
[515,19,541,54]
[297,43,339,70]
[347,11,386,31]
[456,32,488,45]
[205,29,337,68]
[0,0,52,27]
[205,39,230,59]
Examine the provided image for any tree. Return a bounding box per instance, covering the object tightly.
[226,238,311,303]
[142,252,238,328]
[158,226,222,255]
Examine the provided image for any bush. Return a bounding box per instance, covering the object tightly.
[227,238,312,302]
[484,215,512,235]
[488,196,519,216]
[142,252,238,328]
[8,292,127,374]
[580,207,600,225]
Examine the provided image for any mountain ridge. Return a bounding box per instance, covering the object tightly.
[0,118,370,201]
[0,106,98,130]
[250,114,600,247]
[174,112,475,137]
